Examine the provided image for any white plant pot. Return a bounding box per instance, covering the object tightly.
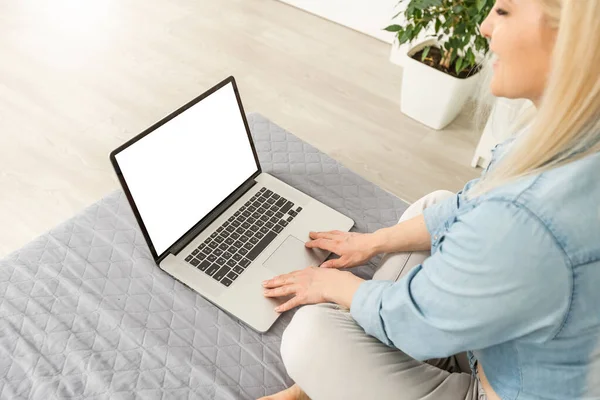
[400,39,481,130]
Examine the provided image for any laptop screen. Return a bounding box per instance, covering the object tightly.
[114,82,259,256]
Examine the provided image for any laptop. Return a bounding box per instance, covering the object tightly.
[110,76,354,332]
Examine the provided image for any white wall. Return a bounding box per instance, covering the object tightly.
[279,0,398,43]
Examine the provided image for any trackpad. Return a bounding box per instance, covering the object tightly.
[263,235,324,275]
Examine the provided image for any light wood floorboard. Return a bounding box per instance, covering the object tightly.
[0,0,481,257]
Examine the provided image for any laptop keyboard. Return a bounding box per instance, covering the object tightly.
[183,187,303,287]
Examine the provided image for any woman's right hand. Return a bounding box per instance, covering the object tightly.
[304,230,383,269]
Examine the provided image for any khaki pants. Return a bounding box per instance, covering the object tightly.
[280,191,483,400]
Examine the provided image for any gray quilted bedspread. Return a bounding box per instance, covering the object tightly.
[0,113,408,399]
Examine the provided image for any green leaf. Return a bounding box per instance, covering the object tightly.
[476,0,487,12]
[455,58,464,75]
[384,24,403,32]
[421,46,431,62]
[435,18,441,32]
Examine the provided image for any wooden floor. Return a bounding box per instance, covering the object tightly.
[0,0,481,257]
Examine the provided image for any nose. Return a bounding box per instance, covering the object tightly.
[480,10,493,40]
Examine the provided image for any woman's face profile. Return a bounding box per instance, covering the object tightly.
[480,0,558,105]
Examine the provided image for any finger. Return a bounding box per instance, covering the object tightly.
[275,296,303,313]
[305,238,337,252]
[321,257,346,269]
[262,273,295,288]
[263,284,297,298]
[308,231,337,240]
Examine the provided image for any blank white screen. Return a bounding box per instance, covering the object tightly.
[115,82,258,255]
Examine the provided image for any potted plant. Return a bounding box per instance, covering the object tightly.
[385,0,494,130]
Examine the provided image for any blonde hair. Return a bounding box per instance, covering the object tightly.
[468,0,600,198]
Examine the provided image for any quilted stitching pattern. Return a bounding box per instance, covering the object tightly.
[0,113,408,399]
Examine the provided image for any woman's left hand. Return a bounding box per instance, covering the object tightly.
[262,266,364,313]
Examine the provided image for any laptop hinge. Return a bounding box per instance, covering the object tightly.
[168,177,259,257]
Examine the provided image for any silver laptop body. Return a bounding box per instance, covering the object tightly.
[110,76,354,332]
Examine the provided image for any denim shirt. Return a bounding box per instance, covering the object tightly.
[350,138,600,400]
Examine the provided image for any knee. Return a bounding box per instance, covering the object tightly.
[280,305,331,380]
[399,190,455,222]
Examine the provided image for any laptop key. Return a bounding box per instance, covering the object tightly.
[240,234,249,242]
[226,259,236,267]
[265,189,273,196]
[226,225,235,233]
[260,226,269,234]
[235,227,245,234]
[246,231,277,261]
[267,198,276,205]
[239,258,251,268]
[272,193,280,200]
[256,219,265,227]
[234,210,240,217]
[240,206,246,212]
[287,216,293,222]
[248,205,257,212]
[225,237,234,245]
[243,242,253,250]
[214,248,223,257]
[289,210,297,217]
[218,243,228,251]
[191,249,199,256]
[255,231,264,239]
[231,220,241,228]
[185,255,193,262]
[260,215,269,222]
[270,205,278,212]
[210,231,218,238]
[275,198,286,207]
[206,264,219,276]
[266,210,274,217]
[296,207,303,212]
[198,261,210,271]
[238,248,249,256]
[190,258,200,267]
[231,232,240,239]
[249,236,259,244]
[196,252,206,260]
[266,221,274,229]
[223,251,232,259]
[270,216,278,223]
[227,271,239,281]
[242,222,251,229]
[233,240,243,248]
[220,278,233,287]
[228,216,235,222]
[260,187,266,192]
[208,254,217,262]
[199,243,206,249]
[208,241,218,249]
[213,266,231,281]
[272,224,283,233]
[280,201,294,214]
[242,210,251,218]
[233,265,244,274]
[214,235,224,243]
[278,220,288,227]
[233,253,242,261]
[257,207,266,213]
[216,257,227,266]
[202,246,212,255]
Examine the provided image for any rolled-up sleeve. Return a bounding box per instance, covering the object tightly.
[350,200,570,361]
[422,178,479,238]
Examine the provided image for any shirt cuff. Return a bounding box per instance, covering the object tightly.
[350,279,395,346]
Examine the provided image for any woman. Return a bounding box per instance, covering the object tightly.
[260,0,600,399]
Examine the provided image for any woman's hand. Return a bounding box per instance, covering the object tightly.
[305,230,383,269]
[262,266,364,312]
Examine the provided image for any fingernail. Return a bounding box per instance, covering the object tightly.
[262,281,267,286]
[274,306,281,312]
